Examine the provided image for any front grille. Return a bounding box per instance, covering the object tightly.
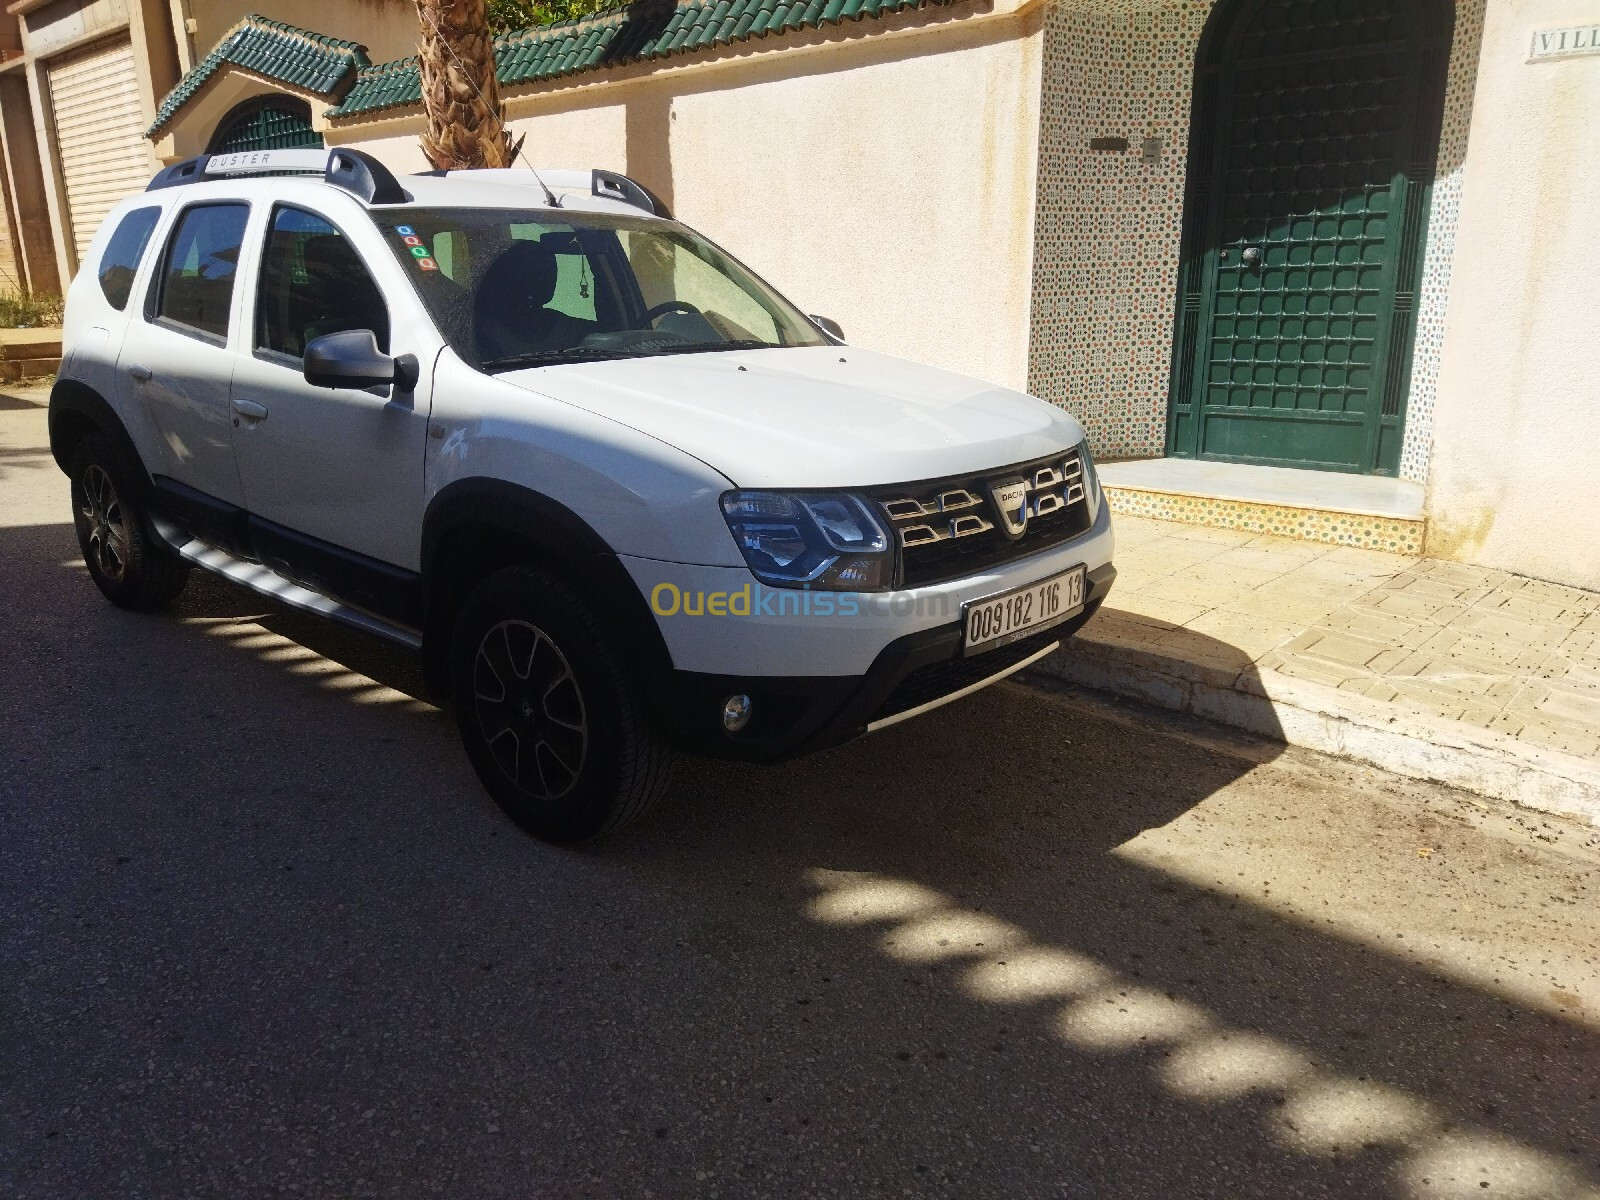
[870,449,1093,588]
[872,628,1064,723]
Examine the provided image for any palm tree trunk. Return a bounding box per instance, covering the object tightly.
[414,0,513,169]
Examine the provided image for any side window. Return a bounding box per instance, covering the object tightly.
[98,207,161,310]
[255,207,390,360]
[153,204,250,342]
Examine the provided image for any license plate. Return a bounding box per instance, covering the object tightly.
[963,565,1087,655]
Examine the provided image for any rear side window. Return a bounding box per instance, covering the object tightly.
[98,208,161,310]
[255,206,389,360]
[152,203,250,342]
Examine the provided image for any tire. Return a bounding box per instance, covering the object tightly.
[450,565,674,843]
[69,433,190,611]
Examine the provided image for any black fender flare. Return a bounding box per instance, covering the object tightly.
[48,379,148,487]
[419,478,675,704]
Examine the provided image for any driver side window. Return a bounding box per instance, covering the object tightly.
[255,207,389,362]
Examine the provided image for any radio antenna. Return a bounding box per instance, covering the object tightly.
[417,9,561,208]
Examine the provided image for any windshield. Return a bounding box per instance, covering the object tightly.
[375,208,827,371]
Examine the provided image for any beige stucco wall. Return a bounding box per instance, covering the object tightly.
[192,1,421,65]
[331,7,1045,393]
[20,0,129,57]
[1425,0,1600,589]
[0,72,59,293]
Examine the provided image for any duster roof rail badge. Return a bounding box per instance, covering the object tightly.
[146,147,411,205]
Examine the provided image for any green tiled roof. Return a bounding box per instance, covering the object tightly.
[148,15,369,137]
[328,0,956,119]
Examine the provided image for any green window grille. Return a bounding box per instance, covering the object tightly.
[210,102,324,154]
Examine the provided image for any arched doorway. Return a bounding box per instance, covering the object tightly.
[207,97,324,155]
[1166,0,1454,476]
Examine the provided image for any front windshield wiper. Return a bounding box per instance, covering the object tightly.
[479,347,633,372]
[647,339,781,356]
[482,340,789,372]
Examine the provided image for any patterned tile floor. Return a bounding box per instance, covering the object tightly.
[1086,515,1600,761]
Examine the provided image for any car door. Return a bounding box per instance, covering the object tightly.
[229,200,434,613]
[119,200,251,543]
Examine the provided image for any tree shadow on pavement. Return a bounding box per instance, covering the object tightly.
[2,516,1597,1200]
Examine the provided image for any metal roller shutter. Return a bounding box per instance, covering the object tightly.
[48,37,154,269]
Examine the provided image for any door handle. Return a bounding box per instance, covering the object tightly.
[127,363,152,383]
[231,398,269,423]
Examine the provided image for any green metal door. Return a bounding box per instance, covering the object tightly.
[1168,0,1452,475]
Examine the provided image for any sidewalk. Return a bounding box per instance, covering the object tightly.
[1033,514,1600,824]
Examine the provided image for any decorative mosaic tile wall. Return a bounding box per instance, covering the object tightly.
[1104,486,1426,553]
[1399,0,1485,482]
[1027,0,1210,461]
[1027,0,1485,483]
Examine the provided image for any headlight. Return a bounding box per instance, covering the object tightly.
[721,491,893,590]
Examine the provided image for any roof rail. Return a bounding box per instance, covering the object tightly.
[145,147,410,204]
[591,169,671,218]
[412,166,672,218]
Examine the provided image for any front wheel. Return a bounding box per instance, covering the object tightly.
[450,566,674,843]
[70,434,190,610]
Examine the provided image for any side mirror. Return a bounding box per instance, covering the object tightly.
[809,314,845,342]
[304,329,419,391]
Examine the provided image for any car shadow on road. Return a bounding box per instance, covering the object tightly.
[0,447,58,488]
[4,517,1597,1200]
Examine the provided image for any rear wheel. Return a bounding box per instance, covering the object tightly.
[70,434,189,610]
[450,565,673,843]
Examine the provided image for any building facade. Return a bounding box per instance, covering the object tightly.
[1,0,1596,588]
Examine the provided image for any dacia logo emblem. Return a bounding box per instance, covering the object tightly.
[991,480,1029,538]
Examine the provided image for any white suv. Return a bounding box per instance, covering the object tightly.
[52,148,1115,841]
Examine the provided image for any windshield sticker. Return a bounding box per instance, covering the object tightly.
[394,228,438,271]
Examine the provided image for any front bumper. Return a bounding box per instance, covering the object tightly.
[622,498,1115,679]
[653,561,1115,762]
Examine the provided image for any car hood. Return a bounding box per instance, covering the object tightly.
[495,346,1085,489]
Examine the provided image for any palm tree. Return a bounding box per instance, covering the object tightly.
[414,0,513,169]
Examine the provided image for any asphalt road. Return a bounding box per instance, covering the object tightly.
[2,391,1598,1200]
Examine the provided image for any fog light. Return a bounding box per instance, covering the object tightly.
[721,694,753,733]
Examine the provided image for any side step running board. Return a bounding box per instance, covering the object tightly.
[155,521,423,651]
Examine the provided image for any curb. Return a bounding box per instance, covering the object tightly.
[1032,636,1600,827]
[0,330,63,383]
[0,358,60,382]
